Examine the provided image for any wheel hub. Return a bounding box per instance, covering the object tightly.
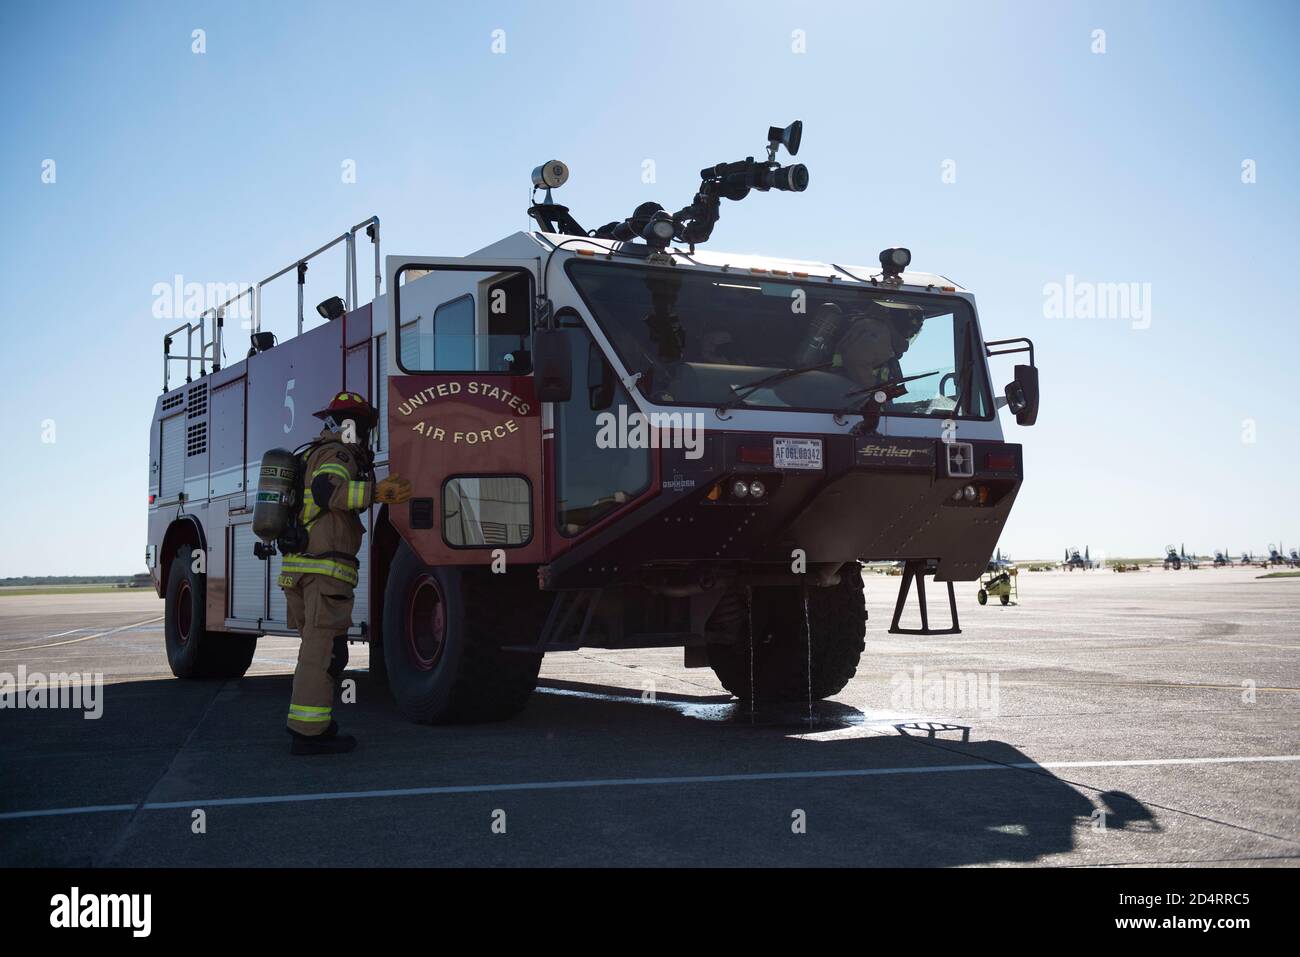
[406,575,447,671]
[176,580,192,644]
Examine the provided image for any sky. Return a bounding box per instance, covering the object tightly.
[1,0,1297,575]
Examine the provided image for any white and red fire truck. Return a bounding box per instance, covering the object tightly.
[146,124,1039,723]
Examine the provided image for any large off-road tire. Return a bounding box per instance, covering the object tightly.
[164,545,257,679]
[382,543,547,723]
[706,567,866,704]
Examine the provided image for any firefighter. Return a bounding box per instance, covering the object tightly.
[278,391,411,755]
[836,308,924,388]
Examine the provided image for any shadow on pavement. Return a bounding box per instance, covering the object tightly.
[0,669,1139,867]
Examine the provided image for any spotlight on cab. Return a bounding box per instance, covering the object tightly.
[531,160,569,190]
[879,247,911,280]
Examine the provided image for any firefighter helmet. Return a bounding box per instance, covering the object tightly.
[313,391,377,424]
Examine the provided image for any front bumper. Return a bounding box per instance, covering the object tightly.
[546,431,1022,586]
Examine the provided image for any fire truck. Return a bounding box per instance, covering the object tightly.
[146,123,1040,723]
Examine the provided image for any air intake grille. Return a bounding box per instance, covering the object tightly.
[186,421,207,457]
[162,391,184,412]
[187,383,208,419]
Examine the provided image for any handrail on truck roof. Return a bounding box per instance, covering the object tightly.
[161,215,381,393]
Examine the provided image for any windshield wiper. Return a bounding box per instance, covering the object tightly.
[716,360,835,414]
[836,369,942,436]
[842,368,941,401]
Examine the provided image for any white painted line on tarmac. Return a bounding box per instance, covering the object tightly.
[1,754,1296,822]
[0,617,164,655]
[43,628,85,640]
[1,803,140,820]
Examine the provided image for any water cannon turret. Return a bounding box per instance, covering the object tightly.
[525,121,810,251]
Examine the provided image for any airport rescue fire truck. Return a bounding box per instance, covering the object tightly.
[146,122,1040,723]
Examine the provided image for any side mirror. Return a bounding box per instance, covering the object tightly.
[587,344,615,411]
[1004,364,1039,426]
[532,327,572,403]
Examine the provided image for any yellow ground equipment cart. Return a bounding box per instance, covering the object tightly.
[977,568,1018,606]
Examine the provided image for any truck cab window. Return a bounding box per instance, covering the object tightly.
[395,268,533,374]
[554,322,651,535]
[401,295,471,371]
[565,260,994,420]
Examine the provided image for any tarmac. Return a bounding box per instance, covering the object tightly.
[1,566,1296,867]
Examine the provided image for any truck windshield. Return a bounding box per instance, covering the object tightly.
[566,260,992,418]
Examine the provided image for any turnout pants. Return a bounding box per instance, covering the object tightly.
[283,573,354,736]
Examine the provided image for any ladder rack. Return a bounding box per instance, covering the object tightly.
[162,215,381,392]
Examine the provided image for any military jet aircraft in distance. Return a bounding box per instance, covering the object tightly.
[987,548,1015,573]
[1163,543,1199,570]
[1062,546,1097,571]
[1265,543,1294,567]
[1212,549,1234,567]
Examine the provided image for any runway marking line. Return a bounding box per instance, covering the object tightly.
[1,754,1297,822]
[0,617,164,655]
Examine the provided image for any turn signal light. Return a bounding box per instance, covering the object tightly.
[986,451,1016,471]
[737,445,774,464]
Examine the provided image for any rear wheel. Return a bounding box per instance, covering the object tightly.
[1000,594,1010,606]
[977,588,988,605]
[164,545,257,679]
[381,543,547,723]
[706,567,866,703]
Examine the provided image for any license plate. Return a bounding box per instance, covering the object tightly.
[773,437,823,470]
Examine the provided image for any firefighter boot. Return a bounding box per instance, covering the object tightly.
[289,720,357,755]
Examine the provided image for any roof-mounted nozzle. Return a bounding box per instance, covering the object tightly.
[591,120,810,250]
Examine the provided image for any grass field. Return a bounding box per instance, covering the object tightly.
[0,585,150,597]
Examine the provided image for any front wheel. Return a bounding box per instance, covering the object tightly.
[977,588,988,605]
[381,543,546,723]
[164,545,257,679]
[706,568,866,704]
